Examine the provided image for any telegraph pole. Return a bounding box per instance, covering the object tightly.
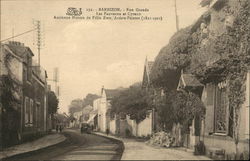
[33,20,44,67]
[174,0,179,31]
[36,20,41,66]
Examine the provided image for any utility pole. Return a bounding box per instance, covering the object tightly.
[174,0,179,31]
[33,20,44,67]
[36,20,41,66]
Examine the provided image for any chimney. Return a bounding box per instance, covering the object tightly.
[8,41,24,46]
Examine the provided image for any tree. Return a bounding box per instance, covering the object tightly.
[199,0,212,7]
[82,94,100,107]
[154,90,205,133]
[48,91,59,115]
[150,27,192,90]
[68,99,83,116]
[111,84,153,123]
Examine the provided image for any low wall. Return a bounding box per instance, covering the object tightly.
[203,134,249,155]
[137,113,152,137]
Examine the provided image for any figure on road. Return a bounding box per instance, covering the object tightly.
[106,128,109,136]
[56,125,59,133]
[59,125,62,132]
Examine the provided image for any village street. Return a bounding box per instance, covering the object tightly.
[3,129,123,160]
[3,129,211,160]
[1,0,249,160]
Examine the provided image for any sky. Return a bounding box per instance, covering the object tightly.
[1,0,206,113]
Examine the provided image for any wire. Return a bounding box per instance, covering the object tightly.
[0,28,37,43]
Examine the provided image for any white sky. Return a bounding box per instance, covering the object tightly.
[1,0,206,113]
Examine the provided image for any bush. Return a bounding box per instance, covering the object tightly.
[125,128,131,137]
[194,141,206,155]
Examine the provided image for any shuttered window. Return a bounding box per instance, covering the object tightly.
[24,97,29,124]
[204,84,215,134]
[214,86,228,134]
[30,99,33,124]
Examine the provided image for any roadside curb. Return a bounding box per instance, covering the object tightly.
[92,132,125,160]
[0,133,67,161]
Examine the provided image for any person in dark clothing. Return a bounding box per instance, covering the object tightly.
[59,125,62,132]
[106,128,109,136]
[56,125,59,132]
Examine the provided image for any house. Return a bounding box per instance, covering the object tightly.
[199,70,249,158]
[98,87,123,133]
[72,105,94,128]
[73,111,82,128]
[0,41,49,147]
[177,73,204,149]
[177,69,249,158]
[93,98,101,130]
[109,58,156,137]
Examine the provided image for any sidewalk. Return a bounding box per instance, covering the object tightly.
[0,132,66,160]
[94,132,211,160]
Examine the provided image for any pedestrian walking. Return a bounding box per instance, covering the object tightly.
[56,125,59,133]
[59,125,62,132]
[106,128,109,136]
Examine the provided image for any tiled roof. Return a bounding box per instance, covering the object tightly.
[182,74,203,87]
[5,42,34,58]
[105,89,122,99]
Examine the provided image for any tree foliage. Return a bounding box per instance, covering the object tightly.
[150,27,192,90]
[82,93,100,107]
[68,93,99,116]
[110,84,153,123]
[68,99,83,116]
[191,0,250,153]
[48,91,59,114]
[155,90,205,132]
[199,0,213,7]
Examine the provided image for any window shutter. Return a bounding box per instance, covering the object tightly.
[245,72,250,139]
[207,84,214,106]
[25,97,29,124]
[30,99,33,124]
[204,84,215,134]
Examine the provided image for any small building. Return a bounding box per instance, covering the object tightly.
[98,87,123,133]
[0,41,49,147]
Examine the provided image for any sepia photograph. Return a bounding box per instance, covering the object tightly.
[0,0,249,160]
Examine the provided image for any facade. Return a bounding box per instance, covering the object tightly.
[177,71,250,156]
[73,111,83,128]
[109,58,155,137]
[177,73,204,149]
[72,105,94,128]
[0,41,49,147]
[199,72,249,156]
[141,57,155,135]
[98,87,122,133]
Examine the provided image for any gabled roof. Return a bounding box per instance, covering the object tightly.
[5,41,34,58]
[180,74,203,87]
[105,89,122,99]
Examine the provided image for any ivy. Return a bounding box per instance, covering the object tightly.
[192,0,250,153]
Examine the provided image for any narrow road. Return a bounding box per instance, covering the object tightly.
[4,129,123,160]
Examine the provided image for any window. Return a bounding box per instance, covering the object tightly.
[30,99,33,124]
[24,97,29,124]
[27,56,32,81]
[36,102,40,128]
[214,84,228,133]
[23,67,27,82]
